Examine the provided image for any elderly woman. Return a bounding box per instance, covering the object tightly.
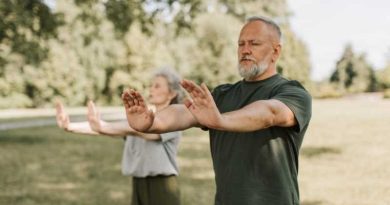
[56,68,184,205]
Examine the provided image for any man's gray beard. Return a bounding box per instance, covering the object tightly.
[238,61,268,80]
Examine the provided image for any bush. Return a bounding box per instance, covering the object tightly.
[0,93,32,108]
[383,89,390,99]
[312,82,344,99]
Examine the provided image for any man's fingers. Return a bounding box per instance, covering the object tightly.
[201,83,213,101]
[181,79,205,100]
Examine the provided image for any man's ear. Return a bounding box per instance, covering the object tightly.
[272,44,281,63]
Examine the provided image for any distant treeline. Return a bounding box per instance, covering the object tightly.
[1,0,389,108]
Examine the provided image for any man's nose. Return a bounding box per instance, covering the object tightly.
[241,44,252,55]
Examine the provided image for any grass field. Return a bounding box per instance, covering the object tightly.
[1,98,389,205]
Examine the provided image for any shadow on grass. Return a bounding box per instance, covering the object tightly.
[302,200,323,205]
[0,134,47,144]
[301,146,341,158]
[0,126,67,145]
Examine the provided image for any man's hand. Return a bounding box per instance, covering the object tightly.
[55,101,70,130]
[181,79,223,129]
[121,89,154,132]
[87,100,103,133]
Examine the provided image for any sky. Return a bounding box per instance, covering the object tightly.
[286,0,390,81]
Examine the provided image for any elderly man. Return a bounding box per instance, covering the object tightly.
[122,16,312,205]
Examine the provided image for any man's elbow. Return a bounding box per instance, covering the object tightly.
[267,107,296,128]
[276,112,296,127]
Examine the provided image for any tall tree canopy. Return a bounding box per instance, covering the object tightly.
[330,44,376,93]
[0,0,313,108]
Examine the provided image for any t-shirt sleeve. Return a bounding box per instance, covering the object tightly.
[271,81,312,133]
[160,131,181,142]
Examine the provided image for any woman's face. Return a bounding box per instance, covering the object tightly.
[148,76,176,107]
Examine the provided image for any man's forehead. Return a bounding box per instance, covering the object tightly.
[239,22,267,36]
[238,30,267,41]
[238,21,280,43]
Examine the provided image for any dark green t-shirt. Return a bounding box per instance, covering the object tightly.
[210,74,312,205]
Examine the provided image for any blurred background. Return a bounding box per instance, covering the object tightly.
[0,0,389,205]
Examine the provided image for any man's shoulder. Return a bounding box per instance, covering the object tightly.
[274,77,308,92]
[268,77,311,101]
[212,81,242,93]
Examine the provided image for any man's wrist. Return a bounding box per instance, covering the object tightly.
[208,114,225,130]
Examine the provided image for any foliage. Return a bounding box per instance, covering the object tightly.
[311,82,343,99]
[0,0,63,65]
[0,0,315,108]
[220,0,289,19]
[329,44,377,94]
[376,61,390,90]
[183,12,241,88]
[383,89,390,99]
[277,25,311,86]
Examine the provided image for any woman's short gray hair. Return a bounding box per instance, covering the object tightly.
[152,67,184,104]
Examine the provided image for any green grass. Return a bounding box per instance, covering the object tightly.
[0,127,129,205]
[301,146,341,158]
[1,98,390,205]
[0,116,54,123]
[0,126,215,205]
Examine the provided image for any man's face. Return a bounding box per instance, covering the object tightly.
[237,21,275,80]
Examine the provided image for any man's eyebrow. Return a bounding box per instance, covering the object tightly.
[238,39,263,43]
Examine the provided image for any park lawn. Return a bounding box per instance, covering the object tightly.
[0,126,214,205]
[1,98,390,205]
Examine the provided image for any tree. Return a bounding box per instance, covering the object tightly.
[181,12,241,88]
[0,0,63,65]
[330,44,376,93]
[220,0,289,20]
[277,26,311,86]
[0,0,63,107]
[376,61,390,89]
[0,0,314,108]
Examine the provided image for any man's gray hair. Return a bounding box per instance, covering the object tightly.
[152,67,184,104]
[246,16,282,41]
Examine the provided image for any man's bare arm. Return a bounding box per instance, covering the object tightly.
[216,99,296,132]
[122,89,199,133]
[150,104,200,133]
[180,79,296,132]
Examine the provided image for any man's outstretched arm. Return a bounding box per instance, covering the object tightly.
[181,79,296,132]
[121,89,199,133]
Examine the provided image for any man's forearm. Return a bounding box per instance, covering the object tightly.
[215,100,295,132]
[146,104,198,133]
